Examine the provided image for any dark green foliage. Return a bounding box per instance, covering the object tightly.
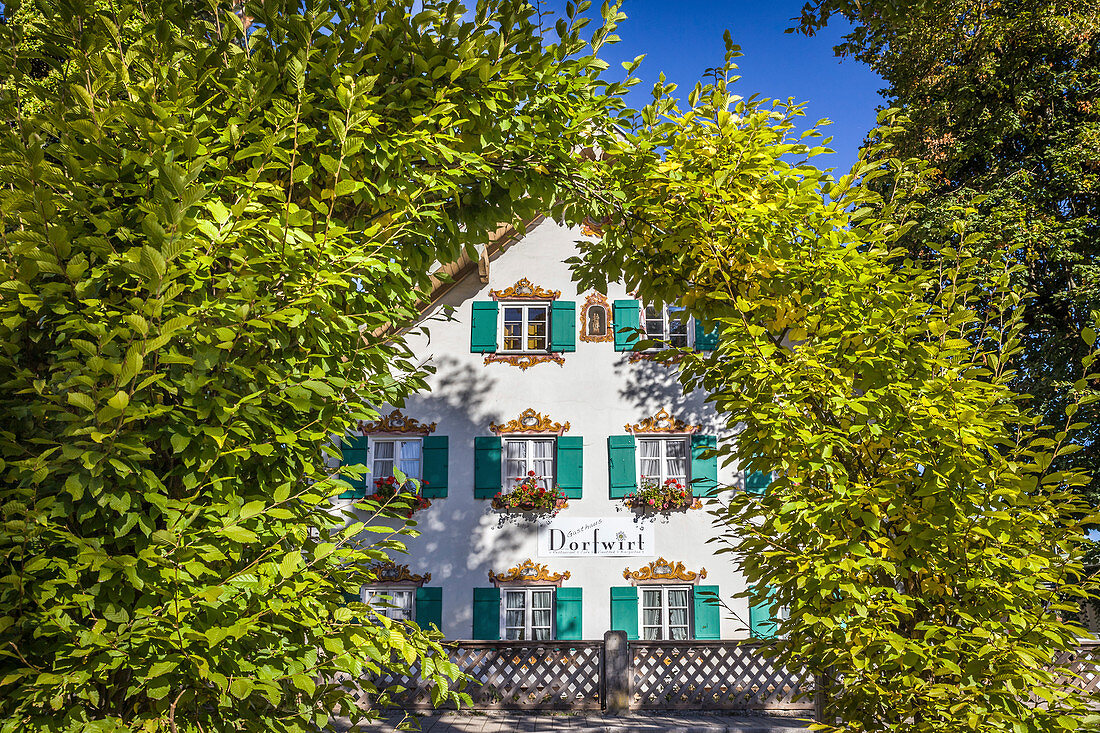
[798,0,1100,505]
[0,0,628,730]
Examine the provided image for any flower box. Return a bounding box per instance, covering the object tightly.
[491,472,569,516]
[368,476,432,518]
[622,477,702,512]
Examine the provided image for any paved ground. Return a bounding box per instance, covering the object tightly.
[335,712,814,732]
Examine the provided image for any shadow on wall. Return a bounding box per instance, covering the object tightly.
[401,354,531,631]
[615,355,746,492]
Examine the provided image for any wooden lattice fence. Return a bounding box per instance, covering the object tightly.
[347,638,1100,715]
[630,640,814,713]
[363,641,604,711]
[1049,642,1100,708]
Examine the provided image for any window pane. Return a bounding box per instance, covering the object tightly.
[666,440,688,480]
[505,440,527,484]
[642,589,661,608]
[669,607,689,627]
[505,627,524,640]
[373,458,393,480]
[397,440,421,480]
[644,305,663,336]
[527,307,547,350]
[532,627,551,641]
[531,440,554,487]
[643,608,662,627]
[668,307,688,347]
[503,308,523,351]
[669,626,689,641]
[643,626,662,640]
[374,441,395,459]
[394,591,414,620]
[505,592,526,610]
[639,440,661,481]
[531,610,552,628]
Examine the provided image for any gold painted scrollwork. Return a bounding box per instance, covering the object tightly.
[490,558,571,585]
[624,408,700,434]
[359,409,437,435]
[368,562,431,585]
[623,557,707,583]
[579,292,614,343]
[490,408,570,435]
[483,353,566,370]
[489,277,561,301]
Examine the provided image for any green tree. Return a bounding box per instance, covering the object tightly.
[0,0,629,730]
[575,47,1097,731]
[795,0,1100,506]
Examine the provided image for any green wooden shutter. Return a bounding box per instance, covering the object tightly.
[470,301,498,353]
[472,587,501,640]
[607,435,637,499]
[555,587,583,640]
[613,299,640,351]
[690,434,719,496]
[610,586,639,640]
[474,436,502,498]
[749,596,778,639]
[339,435,369,499]
[556,436,583,499]
[550,300,576,352]
[421,435,448,498]
[693,585,721,640]
[745,470,772,496]
[693,319,718,351]
[415,586,442,631]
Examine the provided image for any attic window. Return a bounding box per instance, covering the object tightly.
[500,303,549,353]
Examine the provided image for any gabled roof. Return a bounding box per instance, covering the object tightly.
[420,215,546,313]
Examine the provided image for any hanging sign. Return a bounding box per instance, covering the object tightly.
[537,516,654,557]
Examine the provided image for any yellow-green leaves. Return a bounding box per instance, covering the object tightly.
[577,49,1098,732]
[0,0,629,729]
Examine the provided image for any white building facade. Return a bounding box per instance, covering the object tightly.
[338,218,775,641]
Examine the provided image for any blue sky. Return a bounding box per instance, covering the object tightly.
[573,0,885,174]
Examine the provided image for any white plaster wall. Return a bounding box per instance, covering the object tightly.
[344,219,752,640]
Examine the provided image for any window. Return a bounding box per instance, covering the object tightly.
[638,437,689,485]
[362,587,414,621]
[503,588,554,640]
[503,437,555,490]
[643,304,690,349]
[370,438,422,484]
[501,303,549,353]
[641,586,692,640]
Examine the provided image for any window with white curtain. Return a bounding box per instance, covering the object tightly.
[370,438,422,484]
[642,304,690,349]
[503,588,554,640]
[362,588,415,621]
[501,303,549,353]
[641,586,692,640]
[637,437,689,485]
[503,437,556,489]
